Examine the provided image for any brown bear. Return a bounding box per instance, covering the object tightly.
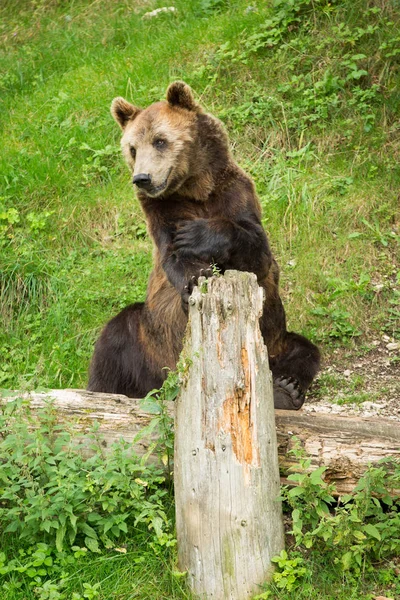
[87,81,320,409]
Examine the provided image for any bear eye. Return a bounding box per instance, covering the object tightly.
[153,138,167,150]
[130,146,136,159]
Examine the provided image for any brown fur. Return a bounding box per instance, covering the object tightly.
[88,82,320,409]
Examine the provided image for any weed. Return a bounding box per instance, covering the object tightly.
[139,369,177,473]
[0,399,172,554]
[0,394,178,598]
[279,443,400,574]
[361,218,396,248]
[271,550,307,592]
[77,143,120,186]
[310,306,362,342]
[384,289,400,339]
[199,0,228,15]
[336,391,372,405]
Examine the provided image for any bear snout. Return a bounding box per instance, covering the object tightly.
[133,173,152,189]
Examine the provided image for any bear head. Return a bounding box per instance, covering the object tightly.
[111,81,229,201]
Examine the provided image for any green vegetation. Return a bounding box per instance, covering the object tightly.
[1,0,399,598]
[1,398,399,599]
[268,446,400,598]
[1,0,399,391]
[0,391,184,600]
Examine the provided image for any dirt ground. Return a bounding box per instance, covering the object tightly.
[307,339,400,420]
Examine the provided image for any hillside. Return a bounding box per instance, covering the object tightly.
[1,0,399,400]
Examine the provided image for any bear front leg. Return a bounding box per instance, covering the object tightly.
[162,252,214,308]
[173,215,272,280]
[173,218,232,265]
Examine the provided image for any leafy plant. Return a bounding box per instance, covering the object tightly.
[26,210,55,234]
[310,306,361,342]
[279,441,400,575]
[78,143,120,185]
[271,550,307,591]
[139,368,178,473]
[0,399,172,555]
[360,218,395,248]
[0,205,20,247]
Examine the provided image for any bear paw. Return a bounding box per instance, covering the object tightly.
[181,268,214,309]
[273,376,305,410]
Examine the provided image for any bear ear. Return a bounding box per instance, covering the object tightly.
[111,97,141,129]
[166,81,197,111]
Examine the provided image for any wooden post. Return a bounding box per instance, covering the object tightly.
[174,271,284,600]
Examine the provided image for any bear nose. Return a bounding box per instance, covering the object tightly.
[133,173,152,188]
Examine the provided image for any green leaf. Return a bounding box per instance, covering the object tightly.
[288,486,304,497]
[56,524,66,552]
[85,536,100,553]
[287,473,305,483]
[26,568,37,578]
[103,519,115,534]
[309,466,327,485]
[42,520,52,533]
[118,521,128,533]
[151,516,164,538]
[341,551,353,571]
[292,509,300,522]
[363,523,381,540]
[140,393,162,414]
[87,512,102,523]
[80,523,98,539]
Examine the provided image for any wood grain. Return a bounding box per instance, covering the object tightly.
[174,271,284,599]
[2,390,399,496]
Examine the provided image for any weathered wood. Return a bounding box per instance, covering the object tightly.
[2,390,399,495]
[276,409,400,494]
[174,271,284,600]
[0,389,160,459]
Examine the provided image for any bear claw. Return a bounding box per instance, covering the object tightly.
[181,268,214,308]
[273,376,305,410]
[186,268,213,295]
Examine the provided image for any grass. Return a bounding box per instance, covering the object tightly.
[1,0,399,597]
[1,0,399,391]
[0,533,193,600]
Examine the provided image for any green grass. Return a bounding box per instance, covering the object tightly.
[0,533,193,600]
[1,0,399,390]
[1,0,400,597]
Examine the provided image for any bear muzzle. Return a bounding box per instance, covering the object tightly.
[133,167,173,197]
[133,173,152,189]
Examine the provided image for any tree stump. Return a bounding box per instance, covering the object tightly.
[174,271,284,600]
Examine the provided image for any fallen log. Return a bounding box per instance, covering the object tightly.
[276,409,400,494]
[2,388,399,496]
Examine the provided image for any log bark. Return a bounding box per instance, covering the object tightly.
[174,271,284,600]
[2,391,399,496]
[0,389,160,459]
[276,409,400,494]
